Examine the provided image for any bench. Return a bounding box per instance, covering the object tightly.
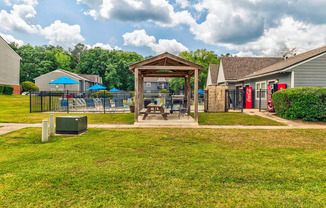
[140,108,169,115]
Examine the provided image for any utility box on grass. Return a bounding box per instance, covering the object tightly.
[56,116,87,134]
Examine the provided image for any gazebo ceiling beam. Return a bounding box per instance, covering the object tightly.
[141,71,188,75]
[136,66,198,70]
[143,74,187,77]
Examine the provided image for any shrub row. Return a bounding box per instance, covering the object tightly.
[273,87,326,121]
[91,90,112,98]
[21,81,39,92]
[0,85,14,95]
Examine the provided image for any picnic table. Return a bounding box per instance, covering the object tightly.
[140,103,169,120]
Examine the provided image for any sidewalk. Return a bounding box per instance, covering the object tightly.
[1,119,326,136]
[0,123,41,135]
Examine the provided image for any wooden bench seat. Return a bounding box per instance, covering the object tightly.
[140,108,170,115]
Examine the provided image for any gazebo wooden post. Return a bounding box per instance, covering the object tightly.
[140,75,144,111]
[187,73,191,115]
[184,76,188,107]
[134,68,139,122]
[194,69,199,122]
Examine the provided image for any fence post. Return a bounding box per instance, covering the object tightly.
[104,90,106,114]
[42,120,49,142]
[67,90,69,113]
[233,90,236,110]
[49,91,52,112]
[29,90,32,113]
[40,91,43,112]
[225,89,228,112]
[241,89,244,113]
[49,114,55,137]
[259,89,262,112]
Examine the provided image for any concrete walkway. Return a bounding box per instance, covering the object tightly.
[0,123,41,135]
[1,120,326,136]
[1,110,326,135]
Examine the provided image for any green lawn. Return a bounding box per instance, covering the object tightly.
[196,112,285,126]
[0,128,325,207]
[0,95,284,125]
[0,95,134,124]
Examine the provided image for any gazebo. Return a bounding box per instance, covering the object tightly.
[129,52,204,123]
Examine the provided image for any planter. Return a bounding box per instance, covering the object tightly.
[130,106,135,113]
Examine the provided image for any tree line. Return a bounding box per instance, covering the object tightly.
[9,43,221,91]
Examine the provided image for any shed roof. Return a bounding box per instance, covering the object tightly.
[80,74,103,84]
[208,64,219,84]
[221,57,283,81]
[243,45,326,79]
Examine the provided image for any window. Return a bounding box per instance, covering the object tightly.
[146,82,151,87]
[256,81,266,99]
[160,83,165,89]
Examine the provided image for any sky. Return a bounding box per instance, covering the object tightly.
[1,0,326,57]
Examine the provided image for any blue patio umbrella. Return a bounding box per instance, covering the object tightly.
[49,76,79,91]
[198,89,205,95]
[109,88,120,92]
[87,84,107,91]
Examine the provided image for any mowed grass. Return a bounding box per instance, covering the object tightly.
[0,128,326,207]
[0,95,134,124]
[0,95,284,125]
[195,112,285,126]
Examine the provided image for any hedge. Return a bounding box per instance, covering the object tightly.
[0,85,14,95]
[273,87,326,121]
[21,81,39,92]
[91,90,112,98]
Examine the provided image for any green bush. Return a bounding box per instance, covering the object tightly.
[0,85,14,95]
[21,81,39,92]
[160,89,169,93]
[273,87,326,121]
[91,90,112,98]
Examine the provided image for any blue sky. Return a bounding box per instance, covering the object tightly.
[1,0,326,57]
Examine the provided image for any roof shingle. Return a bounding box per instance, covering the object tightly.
[221,57,283,80]
[208,64,219,84]
[244,45,326,79]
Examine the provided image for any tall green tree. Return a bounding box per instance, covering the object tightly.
[76,48,143,91]
[55,51,71,71]
[169,49,220,91]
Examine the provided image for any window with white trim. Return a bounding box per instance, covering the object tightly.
[256,81,266,99]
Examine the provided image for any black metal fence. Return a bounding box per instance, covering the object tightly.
[226,89,268,112]
[30,90,205,113]
[30,90,133,113]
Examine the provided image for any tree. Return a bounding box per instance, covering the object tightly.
[55,51,71,70]
[69,43,88,68]
[76,49,143,91]
[169,49,220,91]
[277,45,297,58]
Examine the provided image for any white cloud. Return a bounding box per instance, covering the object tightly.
[42,20,85,48]
[0,1,87,48]
[0,4,41,34]
[151,39,189,54]
[87,42,122,50]
[176,0,189,9]
[77,0,196,27]
[0,33,24,46]
[123,29,156,47]
[123,29,188,54]
[222,17,326,56]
